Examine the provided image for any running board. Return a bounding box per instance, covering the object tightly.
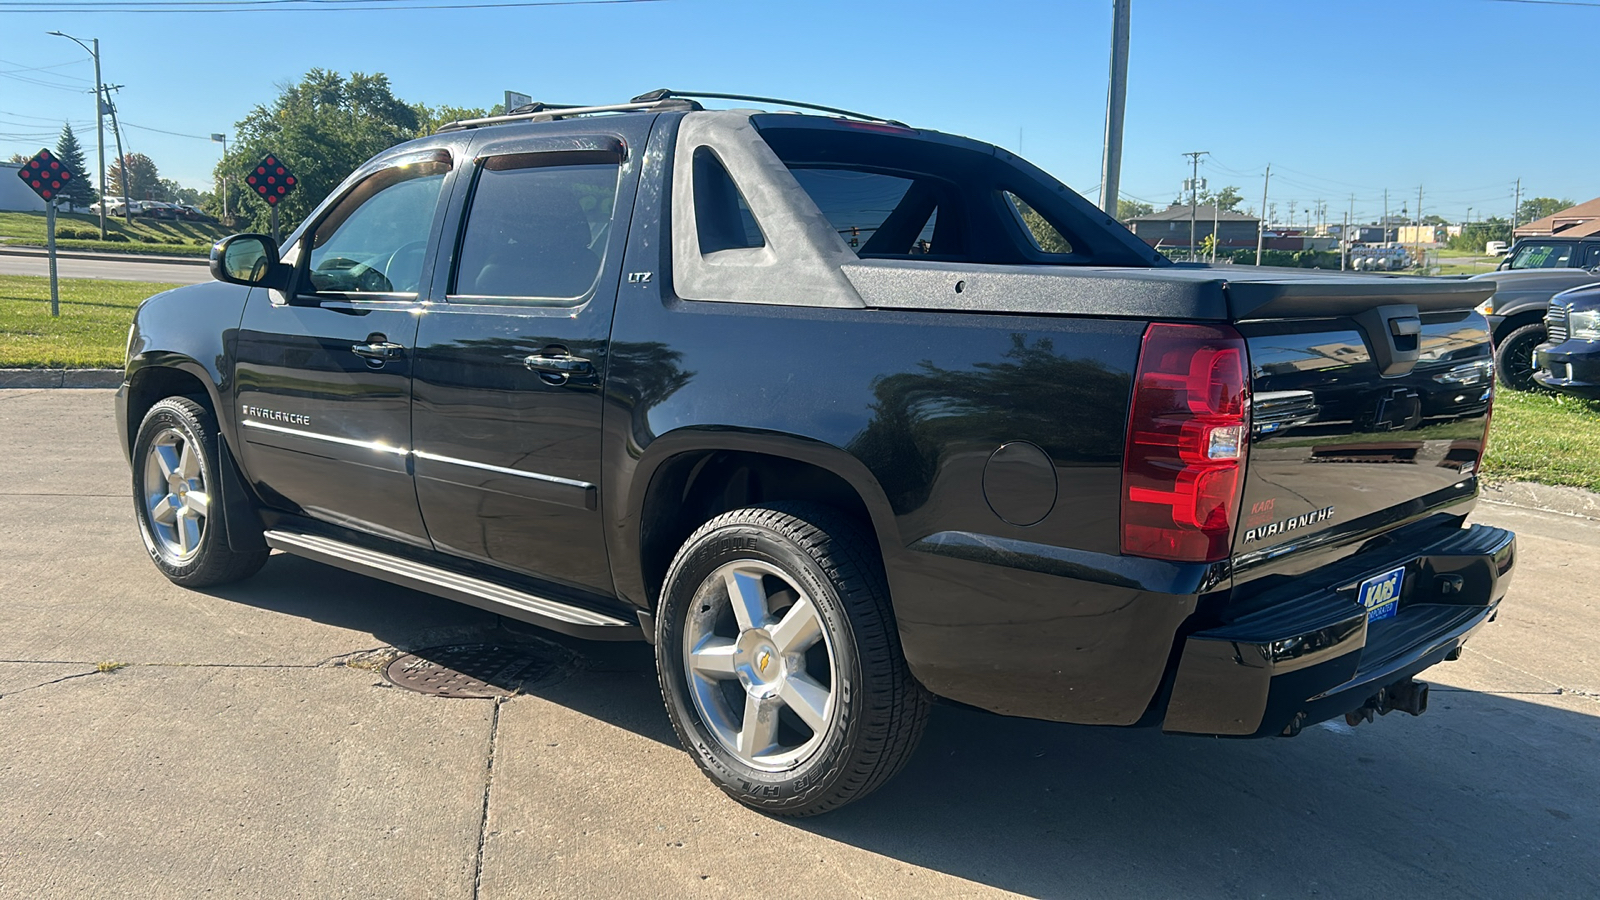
[262,530,640,641]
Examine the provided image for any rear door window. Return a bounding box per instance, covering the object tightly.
[452,153,621,304]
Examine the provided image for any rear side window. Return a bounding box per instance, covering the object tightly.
[1005,192,1073,254]
[453,152,620,303]
[693,147,764,252]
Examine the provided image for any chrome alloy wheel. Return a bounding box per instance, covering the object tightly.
[682,560,838,771]
[141,426,209,564]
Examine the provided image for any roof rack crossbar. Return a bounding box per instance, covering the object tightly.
[630,89,908,128]
[436,98,701,133]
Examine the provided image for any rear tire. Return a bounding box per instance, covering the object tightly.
[1495,322,1545,392]
[132,397,269,588]
[655,503,928,816]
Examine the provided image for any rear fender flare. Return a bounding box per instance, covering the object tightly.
[614,426,901,608]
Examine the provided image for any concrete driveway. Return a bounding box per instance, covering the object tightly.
[1,388,1596,899]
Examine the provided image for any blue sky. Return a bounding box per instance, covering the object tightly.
[1,0,1591,224]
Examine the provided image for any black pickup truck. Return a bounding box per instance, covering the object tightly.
[117,92,1515,816]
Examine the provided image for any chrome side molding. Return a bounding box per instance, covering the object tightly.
[262,530,639,640]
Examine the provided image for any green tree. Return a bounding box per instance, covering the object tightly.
[1204,185,1244,212]
[1117,198,1154,221]
[218,69,490,234]
[1447,217,1512,252]
[110,153,162,201]
[1518,197,1575,224]
[53,124,97,210]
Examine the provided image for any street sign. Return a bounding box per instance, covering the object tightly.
[247,153,297,206]
[15,147,76,203]
[14,149,75,318]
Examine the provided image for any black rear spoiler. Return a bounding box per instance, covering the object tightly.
[843,261,1494,324]
[1226,277,1494,321]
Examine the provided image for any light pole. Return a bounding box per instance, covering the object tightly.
[48,30,106,240]
[211,133,228,223]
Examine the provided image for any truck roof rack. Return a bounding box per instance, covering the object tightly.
[436,97,703,133]
[630,89,908,127]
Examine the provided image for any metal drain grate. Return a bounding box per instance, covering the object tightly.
[384,643,565,698]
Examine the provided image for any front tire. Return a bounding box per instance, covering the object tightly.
[1495,322,1545,392]
[132,397,269,587]
[656,503,928,816]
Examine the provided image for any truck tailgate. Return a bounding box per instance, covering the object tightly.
[1226,275,1495,571]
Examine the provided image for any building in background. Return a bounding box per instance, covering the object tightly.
[1126,204,1261,251]
[1515,197,1600,239]
[0,162,48,213]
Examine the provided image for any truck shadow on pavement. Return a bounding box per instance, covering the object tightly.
[215,554,1600,898]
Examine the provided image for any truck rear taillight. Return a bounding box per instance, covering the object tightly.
[1121,323,1251,563]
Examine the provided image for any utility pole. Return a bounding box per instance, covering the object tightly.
[1183,150,1207,262]
[209,133,228,222]
[48,32,106,240]
[1255,164,1270,266]
[1383,189,1389,245]
[1098,0,1132,215]
[1511,177,1521,238]
[104,85,132,225]
[1416,184,1424,269]
[1342,210,1350,271]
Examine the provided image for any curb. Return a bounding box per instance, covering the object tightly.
[1481,481,1600,521]
[0,369,123,388]
[0,246,209,266]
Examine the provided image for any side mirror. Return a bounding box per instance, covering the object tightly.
[210,234,291,291]
[1496,259,1511,271]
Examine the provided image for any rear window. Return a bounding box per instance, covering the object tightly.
[758,122,1082,265]
[787,168,937,255]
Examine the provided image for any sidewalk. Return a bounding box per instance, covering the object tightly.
[0,244,208,266]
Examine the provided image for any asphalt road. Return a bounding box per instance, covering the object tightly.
[0,251,210,285]
[1,389,1596,899]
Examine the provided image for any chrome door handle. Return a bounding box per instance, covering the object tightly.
[523,350,594,385]
[351,341,404,361]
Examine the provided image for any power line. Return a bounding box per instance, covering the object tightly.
[1480,0,1600,7]
[121,121,214,140]
[0,0,664,10]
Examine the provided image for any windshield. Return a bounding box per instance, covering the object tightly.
[1508,242,1574,269]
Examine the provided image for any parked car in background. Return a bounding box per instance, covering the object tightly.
[1470,265,1600,390]
[140,200,179,220]
[89,198,130,216]
[1534,283,1600,398]
[176,203,211,222]
[1485,240,1509,257]
[1497,236,1600,271]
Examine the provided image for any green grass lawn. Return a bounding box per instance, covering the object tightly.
[1481,389,1600,491]
[0,210,225,257]
[0,274,177,368]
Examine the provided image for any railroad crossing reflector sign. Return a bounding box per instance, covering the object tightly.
[247,154,297,205]
[16,148,76,203]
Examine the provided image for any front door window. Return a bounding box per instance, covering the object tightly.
[306,159,450,297]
